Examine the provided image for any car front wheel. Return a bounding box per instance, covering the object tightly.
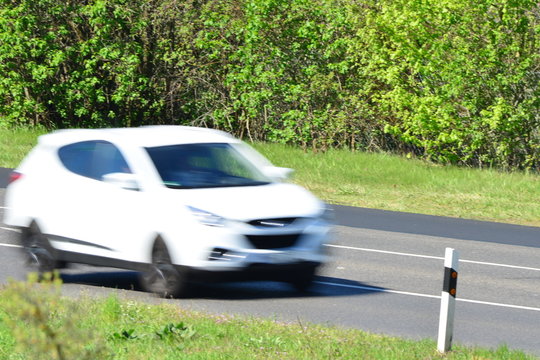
[140,239,188,298]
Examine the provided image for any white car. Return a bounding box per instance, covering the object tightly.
[4,126,331,297]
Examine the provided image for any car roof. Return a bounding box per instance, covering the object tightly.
[37,126,239,148]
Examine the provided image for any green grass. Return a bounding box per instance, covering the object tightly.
[0,128,46,168]
[0,279,536,359]
[253,143,540,227]
[1,128,539,226]
[0,131,538,358]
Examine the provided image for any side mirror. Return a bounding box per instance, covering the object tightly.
[102,172,140,191]
[262,166,294,181]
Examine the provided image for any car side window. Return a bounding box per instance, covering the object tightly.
[58,141,131,180]
[92,141,131,179]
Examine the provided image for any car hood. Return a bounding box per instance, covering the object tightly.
[175,183,324,221]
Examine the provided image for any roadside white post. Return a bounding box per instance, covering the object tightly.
[437,247,459,353]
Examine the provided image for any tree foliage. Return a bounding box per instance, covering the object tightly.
[357,0,540,169]
[0,0,539,169]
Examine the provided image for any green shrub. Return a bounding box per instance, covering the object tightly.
[1,0,539,169]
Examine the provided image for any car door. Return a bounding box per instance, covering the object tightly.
[47,140,146,263]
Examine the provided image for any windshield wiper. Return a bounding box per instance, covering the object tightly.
[164,181,271,189]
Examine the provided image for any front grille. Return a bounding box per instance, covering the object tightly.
[247,218,298,228]
[245,234,301,249]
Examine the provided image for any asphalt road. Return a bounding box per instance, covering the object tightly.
[1,168,540,356]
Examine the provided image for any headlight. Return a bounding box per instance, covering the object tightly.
[188,206,226,227]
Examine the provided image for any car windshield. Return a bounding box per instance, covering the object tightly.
[146,143,272,189]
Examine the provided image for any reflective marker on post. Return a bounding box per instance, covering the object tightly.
[437,248,459,353]
[443,266,458,298]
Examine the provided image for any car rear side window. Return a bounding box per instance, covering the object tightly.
[58,141,131,180]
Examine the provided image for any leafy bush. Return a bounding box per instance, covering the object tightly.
[357,0,540,169]
[1,0,539,169]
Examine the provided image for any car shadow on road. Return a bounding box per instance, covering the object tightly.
[60,271,387,300]
[190,276,386,300]
[60,271,143,292]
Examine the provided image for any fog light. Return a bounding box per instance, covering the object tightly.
[208,248,229,261]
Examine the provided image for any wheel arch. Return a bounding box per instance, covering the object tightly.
[146,233,182,266]
[21,219,44,242]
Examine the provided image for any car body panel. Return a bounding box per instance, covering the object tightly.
[3,126,332,283]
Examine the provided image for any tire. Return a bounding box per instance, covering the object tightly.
[289,267,316,292]
[20,224,57,277]
[139,239,188,298]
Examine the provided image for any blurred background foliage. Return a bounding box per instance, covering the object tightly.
[0,0,539,170]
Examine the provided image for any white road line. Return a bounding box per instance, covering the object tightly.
[458,298,540,312]
[0,206,6,209]
[316,281,440,299]
[325,244,540,272]
[0,242,21,248]
[0,228,538,272]
[325,244,443,260]
[459,259,540,272]
[316,281,540,312]
[0,226,21,233]
[0,234,538,312]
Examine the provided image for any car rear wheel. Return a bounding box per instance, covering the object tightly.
[140,239,188,298]
[21,224,57,277]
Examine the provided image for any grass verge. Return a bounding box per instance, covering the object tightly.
[0,128,47,168]
[0,278,536,360]
[253,143,540,227]
[1,128,539,226]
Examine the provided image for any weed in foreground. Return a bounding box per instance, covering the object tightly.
[0,273,109,360]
